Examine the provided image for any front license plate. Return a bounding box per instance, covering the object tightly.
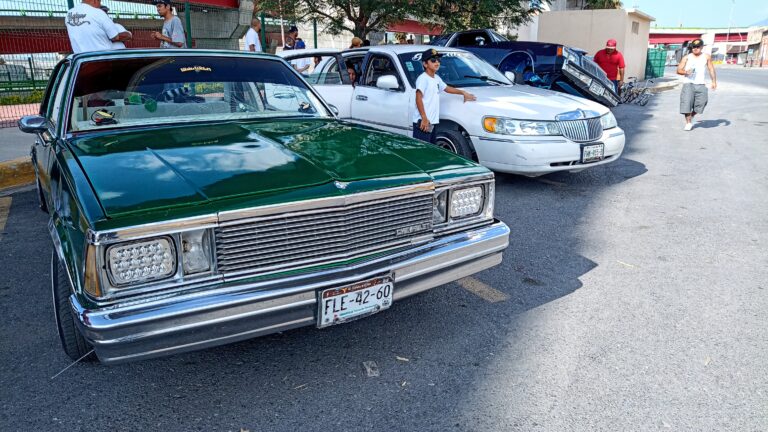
[581,143,605,163]
[318,277,393,328]
[589,81,604,96]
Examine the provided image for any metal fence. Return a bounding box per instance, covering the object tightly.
[0,0,261,127]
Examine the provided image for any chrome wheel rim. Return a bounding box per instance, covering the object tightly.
[435,136,458,153]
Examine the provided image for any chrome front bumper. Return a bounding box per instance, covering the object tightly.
[73,221,510,364]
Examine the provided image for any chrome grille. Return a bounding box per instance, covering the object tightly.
[581,57,615,89]
[215,192,434,277]
[558,118,603,142]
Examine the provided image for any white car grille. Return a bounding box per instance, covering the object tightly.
[558,118,603,142]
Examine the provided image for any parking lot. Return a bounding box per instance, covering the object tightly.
[1,67,767,431]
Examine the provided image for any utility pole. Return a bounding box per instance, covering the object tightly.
[725,0,734,55]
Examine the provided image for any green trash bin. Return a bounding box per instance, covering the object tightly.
[645,48,666,79]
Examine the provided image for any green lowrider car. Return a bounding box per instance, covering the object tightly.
[18,49,510,364]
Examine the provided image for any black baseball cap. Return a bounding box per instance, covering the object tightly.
[153,0,172,5]
[690,39,704,48]
[288,25,299,33]
[421,48,442,62]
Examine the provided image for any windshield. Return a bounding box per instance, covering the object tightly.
[69,56,331,132]
[398,51,511,88]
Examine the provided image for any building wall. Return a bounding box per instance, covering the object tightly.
[538,9,653,80]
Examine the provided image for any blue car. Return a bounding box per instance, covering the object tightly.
[432,29,619,107]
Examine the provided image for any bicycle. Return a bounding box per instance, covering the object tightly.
[619,77,653,106]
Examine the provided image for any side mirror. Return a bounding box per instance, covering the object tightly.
[18,115,51,134]
[328,104,339,116]
[376,75,399,90]
[475,36,486,46]
[504,71,516,83]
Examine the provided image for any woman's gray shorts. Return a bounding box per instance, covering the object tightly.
[680,83,708,114]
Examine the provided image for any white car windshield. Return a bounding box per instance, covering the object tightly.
[69,56,331,132]
[398,51,511,88]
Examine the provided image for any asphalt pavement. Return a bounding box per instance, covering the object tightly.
[1,68,767,432]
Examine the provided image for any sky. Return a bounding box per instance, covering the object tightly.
[629,0,768,28]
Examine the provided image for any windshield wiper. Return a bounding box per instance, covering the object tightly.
[463,75,507,86]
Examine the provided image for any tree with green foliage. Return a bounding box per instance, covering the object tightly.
[259,0,545,38]
[418,0,546,33]
[583,0,623,9]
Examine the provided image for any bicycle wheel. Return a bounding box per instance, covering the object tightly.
[638,93,652,106]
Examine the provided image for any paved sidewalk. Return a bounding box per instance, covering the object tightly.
[0,127,34,191]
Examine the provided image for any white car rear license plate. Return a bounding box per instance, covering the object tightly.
[318,277,393,328]
[582,143,604,163]
[589,81,604,95]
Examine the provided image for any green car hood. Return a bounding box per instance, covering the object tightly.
[68,119,477,218]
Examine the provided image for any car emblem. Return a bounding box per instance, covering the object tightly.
[334,181,349,190]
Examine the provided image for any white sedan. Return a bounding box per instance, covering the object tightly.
[281,46,625,177]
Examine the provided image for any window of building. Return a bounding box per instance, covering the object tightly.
[632,21,640,35]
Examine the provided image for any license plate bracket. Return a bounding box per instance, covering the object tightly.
[581,143,605,163]
[317,277,393,328]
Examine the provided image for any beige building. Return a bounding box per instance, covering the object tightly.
[537,8,655,80]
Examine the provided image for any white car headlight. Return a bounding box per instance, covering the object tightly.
[181,229,212,275]
[107,237,176,286]
[433,189,448,224]
[601,112,618,129]
[483,117,560,136]
[450,186,484,218]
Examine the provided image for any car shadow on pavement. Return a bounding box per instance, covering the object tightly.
[695,119,731,129]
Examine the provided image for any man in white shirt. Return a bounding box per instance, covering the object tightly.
[99,6,131,50]
[244,17,262,52]
[413,48,475,144]
[65,0,132,53]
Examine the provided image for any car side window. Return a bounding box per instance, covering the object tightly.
[456,31,490,47]
[49,66,71,131]
[361,54,403,90]
[40,63,64,118]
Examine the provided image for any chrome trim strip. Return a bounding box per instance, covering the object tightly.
[478,136,570,144]
[433,173,494,187]
[350,117,412,132]
[608,131,625,138]
[88,215,218,244]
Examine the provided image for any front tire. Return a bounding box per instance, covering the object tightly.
[434,129,474,159]
[51,251,93,361]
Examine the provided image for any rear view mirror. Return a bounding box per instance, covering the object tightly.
[18,115,50,134]
[376,75,399,90]
[504,71,516,84]
[328,104,340,116]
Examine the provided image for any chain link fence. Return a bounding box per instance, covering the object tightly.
[0,0,256,127]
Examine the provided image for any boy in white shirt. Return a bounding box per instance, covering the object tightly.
[65,0,131,53]
[413,48,476,144]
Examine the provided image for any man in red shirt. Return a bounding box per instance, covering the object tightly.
[593,39,625,94]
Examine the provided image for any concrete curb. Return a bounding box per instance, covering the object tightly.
[0,157,35,191]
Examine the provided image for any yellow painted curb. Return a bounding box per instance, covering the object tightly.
[0,157,35,191]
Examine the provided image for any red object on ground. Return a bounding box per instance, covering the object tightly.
[593,48,626,80]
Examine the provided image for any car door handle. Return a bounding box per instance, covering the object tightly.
[356,95,368,101]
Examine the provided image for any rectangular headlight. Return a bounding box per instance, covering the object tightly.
[450,186,484,218]
[106,237,176,286]
[433,189,448,224]
[181,229,212,275]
